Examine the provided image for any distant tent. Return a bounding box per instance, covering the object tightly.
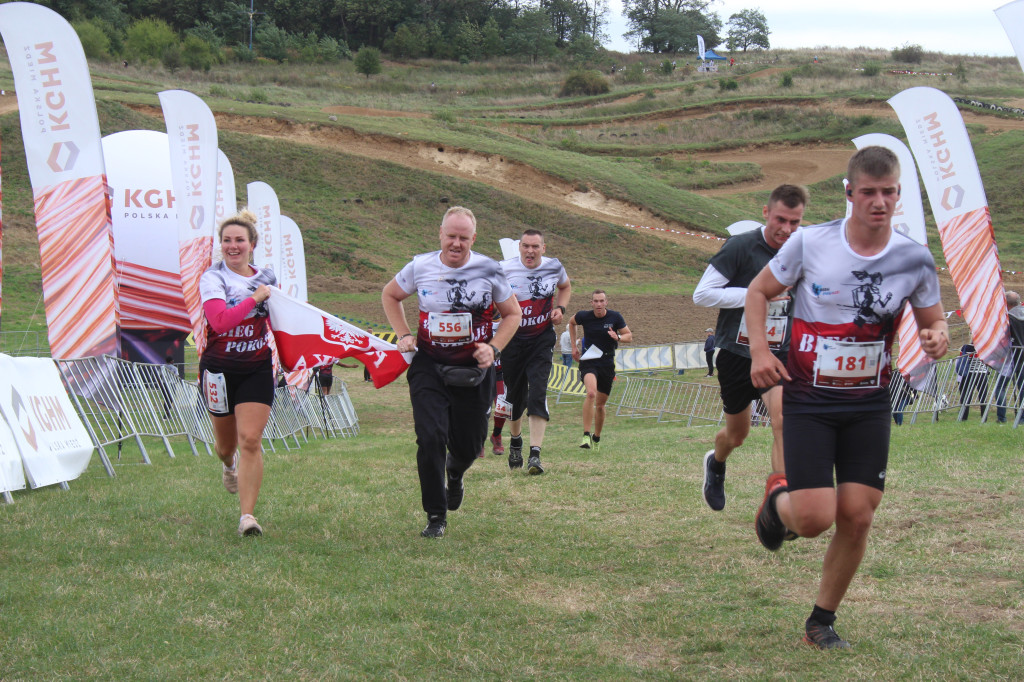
[700,49,727,61]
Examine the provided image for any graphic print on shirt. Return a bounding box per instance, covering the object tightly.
[396,251,512,365]
[199,262,278,371]
[502,256,568,339]
[844,271,894,328]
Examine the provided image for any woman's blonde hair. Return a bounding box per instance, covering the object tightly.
[218,209,259,247]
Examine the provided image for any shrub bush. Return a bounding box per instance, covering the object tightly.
[718,78,738,91]
[780,73,793,87]
[73,20,111,60]
[559,70,610,96]
[892,43,924,64]
[124,17,178,64]
[862,62,881,77]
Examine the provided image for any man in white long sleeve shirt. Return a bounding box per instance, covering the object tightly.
[692,184,807,512]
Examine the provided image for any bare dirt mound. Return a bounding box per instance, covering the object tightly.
[694,144,853,197]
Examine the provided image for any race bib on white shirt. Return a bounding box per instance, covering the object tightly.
[813,340,884,389]
[428,312,473,344]
[203,370,229,414]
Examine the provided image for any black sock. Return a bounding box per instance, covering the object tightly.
[808,605,836,627]
[592,435,601,443]
[529,446,541,457]
[709,457,725,474]
[510,435,523,448]
[583,431,590,437]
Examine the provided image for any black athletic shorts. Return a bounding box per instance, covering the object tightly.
[579,359,615,395]
[783,410,890,492]
[199,360,275,416]
[503,328,554,421]
[716,348,780,415]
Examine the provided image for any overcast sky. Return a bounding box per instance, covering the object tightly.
[603,0,1019,57]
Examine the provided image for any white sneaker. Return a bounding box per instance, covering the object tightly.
[222,453,238,494]
[238,514,263,536]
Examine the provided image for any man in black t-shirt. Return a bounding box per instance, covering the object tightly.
[568,290,632,451]
[692,184,807,512]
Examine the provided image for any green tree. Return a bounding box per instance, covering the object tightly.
[73,19,112,59]
[255,20,292,62]
[725,8,769,52]
[506,8,557,63]
[480,17,504,58]
[124,17,179,63]
[387,24,428,58]
[182,34,220,70]
[453,19,482,61]
[623,0,720,53]
[354,46,382,78]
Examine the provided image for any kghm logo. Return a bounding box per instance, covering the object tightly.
[46,140,78,172]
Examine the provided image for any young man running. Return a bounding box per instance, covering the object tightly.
[499,229,571,474]
[569,290,631,451]
[693,185,807,511]
[746,147,947,649]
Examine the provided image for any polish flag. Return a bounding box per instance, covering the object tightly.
[267,291,410,388]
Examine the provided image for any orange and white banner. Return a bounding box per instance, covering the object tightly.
[850,133,933,386]
[0,354,92,489]
[889,86,1009,370]
[0,2,119,359]
[248,181,281,276]
[996,0,1024,74]
[158,90,219,348]
[103,131,190,334]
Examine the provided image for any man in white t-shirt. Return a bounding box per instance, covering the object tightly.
[745,146,948,649]
[499,229,571,474]
[382,206,522,539]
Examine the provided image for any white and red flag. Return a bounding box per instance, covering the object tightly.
[267,290,410,388]
[889,87,1009,371]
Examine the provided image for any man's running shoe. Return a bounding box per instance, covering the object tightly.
[702,449,726,511]
[765,471,794,540]
[222,452,238,494]
[508,445,523,470]
[446,471,464,511]
[755,476,790,551]
[804,619,851,649]
[591,439,601,453]
[421,515,447,538]
[579,434,592,449]
[490,434,505,455]
[238,514,263,537]
[527,454,544,475]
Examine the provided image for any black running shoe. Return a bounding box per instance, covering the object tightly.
[508,445,523,470]
[702,450,726,511]
[446,471,464,511]
[421,515,447,538]
[804,618,851,649]
[755,479,789,551]
[527,454,544,475]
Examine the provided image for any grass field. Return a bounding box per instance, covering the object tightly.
[1,376,1022,679]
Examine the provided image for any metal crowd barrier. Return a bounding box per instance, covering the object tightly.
[54,355,361,471]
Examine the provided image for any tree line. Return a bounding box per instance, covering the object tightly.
[37,0,770,68]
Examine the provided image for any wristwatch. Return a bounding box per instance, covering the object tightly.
[489,343,502,362]
[556,305,566,314]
